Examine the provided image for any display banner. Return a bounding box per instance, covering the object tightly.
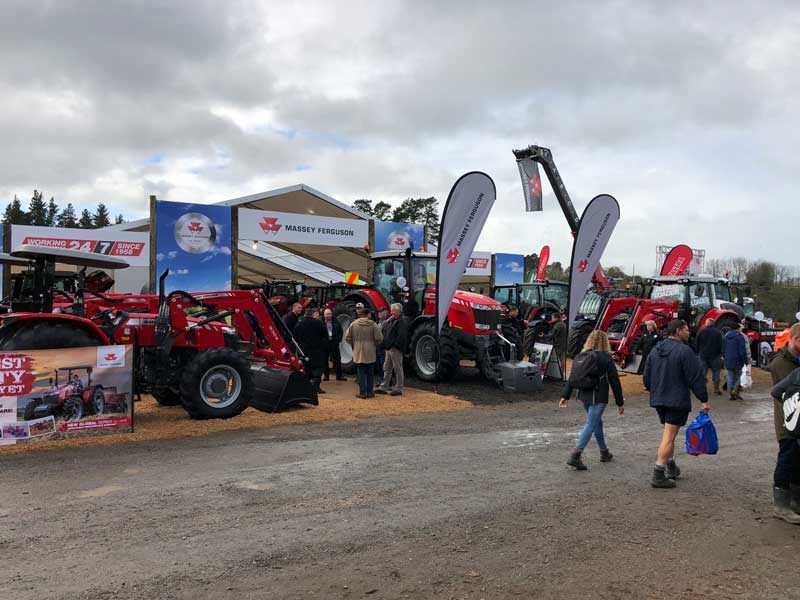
[465,252,491,276]
[436,172,496,332]
[660,244,693,276]
[11,225,149,266]
[536,245,550,280]
[374,221,425,252]
[567,194,620,328]
[155,201,232,294]
[494,253,525,285]
[516,156,543,212]
[239,208,368,248]
[0,345,133,447]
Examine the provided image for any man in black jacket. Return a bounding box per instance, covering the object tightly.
[322,308,346,382]
[293,308,329,394]
[696,317,724,396]
[376,303,408,396]
[283,302,303,333]
[643,319,710,488]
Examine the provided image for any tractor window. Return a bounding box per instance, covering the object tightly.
[689,283,712,311]
[374,259,405,302]
[493,287,514,304]
[577,291,602,319]
[650,284,684,302]
[714,283,732,302]
[543,284,568,310]
[518,287,541,307]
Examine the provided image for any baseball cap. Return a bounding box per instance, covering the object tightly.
[666,319,687,336]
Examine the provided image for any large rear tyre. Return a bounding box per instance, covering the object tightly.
[90,386,105,416]
[179,349,254,420]
[715,315,740,336]
[152,388,182,406]
[0,321,104,350]
[62,397,84,421]
[409,321,459,382]
[567,321,594,358]
[333,300,357,374]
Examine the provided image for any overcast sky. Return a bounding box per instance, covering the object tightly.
[1,1,796,273]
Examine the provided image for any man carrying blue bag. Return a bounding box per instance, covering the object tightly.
[644,319,710,489]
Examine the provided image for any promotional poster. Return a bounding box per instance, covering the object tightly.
[374,221,426,252]
[0,345,134,446]
[238,208,368,248]
[155,200,232,293]
[660,244,693,276]
[465,252,492,277]
[494,253,525,285]
[436,172,496,332]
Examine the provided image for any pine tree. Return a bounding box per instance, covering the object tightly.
[115,214,125,224]
[45,197,59,226]
[78,208,94,229]
[57,203,77,228]
[27,190,48,226]
[2,195,28,224]
[93,203,111,228]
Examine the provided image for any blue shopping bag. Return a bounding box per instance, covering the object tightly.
[685,411,718,456]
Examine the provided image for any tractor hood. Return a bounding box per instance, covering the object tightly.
[453,290,502,309]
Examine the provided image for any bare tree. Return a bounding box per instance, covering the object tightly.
[729,256,750,282]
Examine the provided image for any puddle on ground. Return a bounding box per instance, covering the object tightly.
[233,480,274,492]
[740,402,774,422]
[499,430,565,449]
[79,485,123,498]
[123,467,142,475]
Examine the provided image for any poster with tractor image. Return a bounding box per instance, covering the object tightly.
[0,345,133,446]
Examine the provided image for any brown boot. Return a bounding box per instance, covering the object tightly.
[713,381,721,396]
[733,383,743,400]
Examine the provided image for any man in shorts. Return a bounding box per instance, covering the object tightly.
[643,319,710,488]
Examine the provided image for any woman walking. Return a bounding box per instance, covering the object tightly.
[559,330,625,470]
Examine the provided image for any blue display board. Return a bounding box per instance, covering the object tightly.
[155,201,232,293]
[494,253,525,285]
[374,221,426,252]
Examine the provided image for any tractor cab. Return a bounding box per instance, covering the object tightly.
[372,250,437,314]
[644,275,742,331]
[492,281,567,322]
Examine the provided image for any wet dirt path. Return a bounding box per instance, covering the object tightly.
[1,380,798,599]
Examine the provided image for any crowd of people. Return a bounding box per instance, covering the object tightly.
[282,301,407,400]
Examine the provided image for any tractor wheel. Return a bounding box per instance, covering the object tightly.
[90,386,105,416]
[409,321,460,382]
[23,400,41,420]
[715,315,740,336]
[567,321,595,358]
[63,397,84,421]
[333,300,358,374]
[0,321,103,350]
[152,388,182,406]
[179,348,254,420]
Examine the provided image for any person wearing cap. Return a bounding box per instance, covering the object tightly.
[643,319,709,489]
[722,321,748,401]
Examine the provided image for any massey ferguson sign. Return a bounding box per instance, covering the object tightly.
[11,225,149,267]
[238,208,368,247]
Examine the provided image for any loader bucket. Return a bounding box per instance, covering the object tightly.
[249,366,318,413]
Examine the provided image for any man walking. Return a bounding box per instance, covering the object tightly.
[643,319,709,489]
[377,303,407,396]
[345,306,383,398]
[322,309,346,382]
[696,318,724,396]
[283,302,303,333]
[722,322,748,401]
[293,308,329,394]
[769,322,800,524]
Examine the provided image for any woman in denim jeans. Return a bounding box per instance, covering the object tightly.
[559,330,625,470]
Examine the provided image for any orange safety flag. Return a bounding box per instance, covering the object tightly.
[775,329,791,352]
[345,272,360,285]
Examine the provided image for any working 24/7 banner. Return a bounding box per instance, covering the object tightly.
[0,345,133,447]
[11,224,149,266]
[155,201,232,293]
[374,221,426,252]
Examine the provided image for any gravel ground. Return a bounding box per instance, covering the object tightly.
[1,368,797,599]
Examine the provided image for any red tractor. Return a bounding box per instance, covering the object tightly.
[333,249,525,384]
[596,275,743,373]
[0,245,317,419]
[24,365,105,421]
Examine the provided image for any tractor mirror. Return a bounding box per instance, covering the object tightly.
[754,311,765,321]
[396,276,407,289]
[385,262,395,276]
[796,311,800,322]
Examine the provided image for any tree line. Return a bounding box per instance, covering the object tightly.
[2,190,125,229]
[351,197,440,239]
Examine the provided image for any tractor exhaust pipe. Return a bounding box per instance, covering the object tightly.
[158,269,169,303]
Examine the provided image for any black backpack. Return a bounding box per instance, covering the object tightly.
[569,350,603,390]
